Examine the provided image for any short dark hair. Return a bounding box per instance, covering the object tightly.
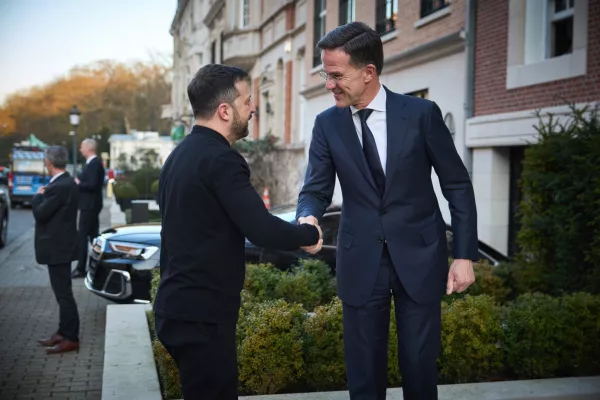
[45,146,68,169]
[187,64,250,119]
[317,21,384,75]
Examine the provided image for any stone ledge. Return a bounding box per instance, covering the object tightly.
[239,376,600,399]
[102,303,161,400]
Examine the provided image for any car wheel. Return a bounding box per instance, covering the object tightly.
[0,212,7,248]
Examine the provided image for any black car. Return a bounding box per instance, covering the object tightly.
[0,170,10,248]
[84,205,507,303]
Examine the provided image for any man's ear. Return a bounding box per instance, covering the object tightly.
[217,103,231,122]
[364,64,376,83]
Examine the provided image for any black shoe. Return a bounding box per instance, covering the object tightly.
[71,270,85,279]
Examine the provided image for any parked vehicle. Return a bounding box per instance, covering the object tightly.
[7,145,51,208]
[0,170,9,248]
[84,205,507,303]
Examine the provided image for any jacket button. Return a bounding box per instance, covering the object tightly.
[378,237,384,243]
[380,209,387,215]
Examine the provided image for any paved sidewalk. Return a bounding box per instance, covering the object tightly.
[0,202,113,400]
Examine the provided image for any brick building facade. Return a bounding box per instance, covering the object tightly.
[466,0,599,256]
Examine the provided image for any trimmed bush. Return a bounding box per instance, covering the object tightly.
[503,293,566,378]
[244,263,281,302]
[113,181,139,199]
[446,259,512,304]
[238,300,306,394]
[150,179,159,194]
[439,295,504,383]
[303,298,346,390]
[517,104,600,294]
[387,300,402,387]
[152,338,182,399]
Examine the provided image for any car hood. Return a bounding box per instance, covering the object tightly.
[100,223,162,246]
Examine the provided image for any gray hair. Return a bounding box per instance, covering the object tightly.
[45,146,69,169]
[81,138,97,152]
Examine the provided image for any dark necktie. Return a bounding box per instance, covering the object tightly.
[357,108,385,197]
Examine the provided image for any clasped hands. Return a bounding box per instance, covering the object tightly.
[298,215,322,254]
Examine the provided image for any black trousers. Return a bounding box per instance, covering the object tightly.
[155,314,238,400]
[77,209,99,273]
[342,246,441,400]
[48,263,80,342]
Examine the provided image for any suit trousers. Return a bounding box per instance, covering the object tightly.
[77,209,100,272]
[48,263,80,342]
[342,245,441,400]
[155,314,238,400]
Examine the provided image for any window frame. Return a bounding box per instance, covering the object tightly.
[313,0,327,67]
[420,0,450,19]
[375,0,397,36]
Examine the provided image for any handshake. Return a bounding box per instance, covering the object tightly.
[298,215,322,254]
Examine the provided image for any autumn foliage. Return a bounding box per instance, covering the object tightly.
[0,60,172,163]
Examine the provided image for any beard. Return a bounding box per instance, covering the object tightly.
[231,109,250,141]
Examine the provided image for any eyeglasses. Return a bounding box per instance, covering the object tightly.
[319,71,344,82]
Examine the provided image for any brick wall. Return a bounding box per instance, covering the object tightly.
[474,1,600,116]
[305,0,466,88]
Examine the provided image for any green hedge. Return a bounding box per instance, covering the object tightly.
[149,263,600,398]
[517,104,600,294]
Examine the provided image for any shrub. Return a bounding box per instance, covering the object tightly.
[150,268,160,306]
[517,104,600,294]
[244,263,281,302]
[439,295,504,383]
[503,293,566,378]
[238,300,306,394]
[275,259,337,311]
[152,338,182,400]
[303,298,346,390]
[131,168,161,198]
[556,292,600,375]
[150,179,159,194]
[113,181,139,199]
[387,300,402,386]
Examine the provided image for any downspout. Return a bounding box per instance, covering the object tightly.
[464,0,477,176]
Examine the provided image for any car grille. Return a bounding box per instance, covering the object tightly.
[88,257,106,291]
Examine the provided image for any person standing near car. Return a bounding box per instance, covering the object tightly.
[33,146,81,354]
[154,64,323,400]
[72,138,105,278]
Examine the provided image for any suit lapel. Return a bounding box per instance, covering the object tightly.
[336,107,378,192]
[384,88,408,201]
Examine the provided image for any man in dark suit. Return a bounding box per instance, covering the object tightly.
[72,138,105,278]
[154,64,322,400]
[296,22,479,400]
[33,146,81,354]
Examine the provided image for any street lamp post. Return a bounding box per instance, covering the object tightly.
[69,106,81,176]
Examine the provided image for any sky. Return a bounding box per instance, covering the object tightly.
[0,0,177,105]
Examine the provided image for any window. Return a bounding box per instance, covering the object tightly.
[506,0,586,89]
[211,40,216,64]
[405,88,429,99]
[549,0,574,58]
[524,0,574,64]
[339,0,355,25]
[241,0,250,28]
[313,0,327,67]
[420,0,449,18]
[375,0,397,36]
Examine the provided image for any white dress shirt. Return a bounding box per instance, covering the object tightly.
[350,84,388,175]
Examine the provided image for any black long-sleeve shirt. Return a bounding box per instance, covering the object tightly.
[154,126,319,322]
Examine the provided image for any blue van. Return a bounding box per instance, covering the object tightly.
[8,145,51,208]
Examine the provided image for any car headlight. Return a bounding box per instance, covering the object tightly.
[109,241,159,260]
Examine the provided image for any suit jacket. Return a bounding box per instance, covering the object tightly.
[32,172,80,265]
[154,126,320,323]
[77,156,104,211]
[296,86,478,307]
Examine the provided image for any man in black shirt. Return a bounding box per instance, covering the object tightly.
[154,64,322,399]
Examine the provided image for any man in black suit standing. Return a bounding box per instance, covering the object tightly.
[33,146,81,354]
[296,22,478,399]
[72,138,104,278]
[154,64,322,400]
